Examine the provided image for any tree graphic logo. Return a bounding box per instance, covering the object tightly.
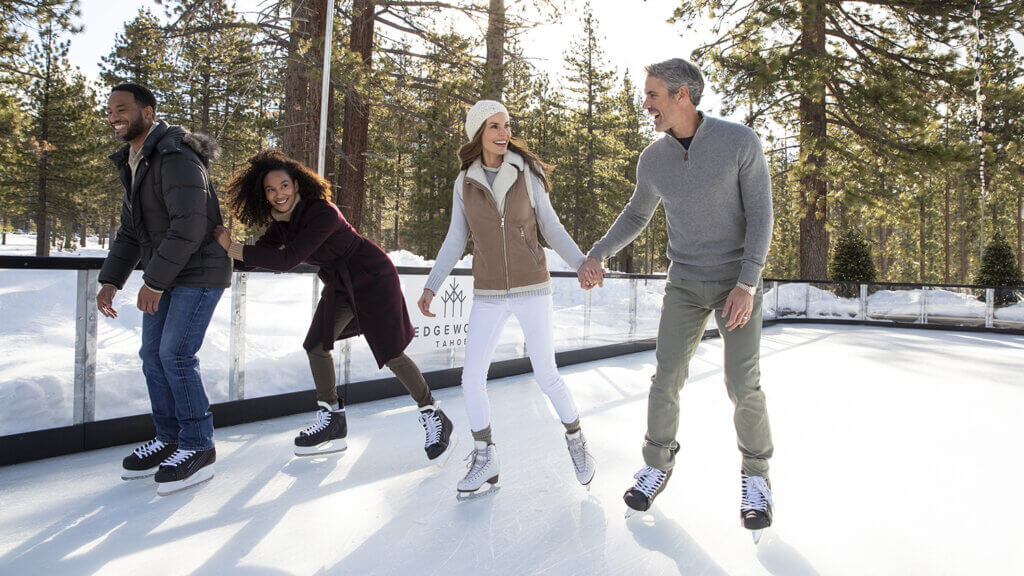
[440,281,466,318]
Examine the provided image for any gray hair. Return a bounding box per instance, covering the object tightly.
[644,58,704,106]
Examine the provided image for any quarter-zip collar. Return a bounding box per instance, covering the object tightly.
[666,111,713,161]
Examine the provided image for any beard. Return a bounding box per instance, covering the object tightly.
[119,112,149,142]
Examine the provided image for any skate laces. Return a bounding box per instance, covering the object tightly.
[133,439,168,458]
[300,409,331,436]
[566,434,590,472]
[632,466,667,498]
[463,447,489,480]
[418,410,442,447]
[161,449,196,467]
[741,475,774,512]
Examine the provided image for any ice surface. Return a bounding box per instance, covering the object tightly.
[1,325,1022,576]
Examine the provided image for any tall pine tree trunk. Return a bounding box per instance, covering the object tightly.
[1017,186,1022,268]
[944,175,951,283]
[919,196,926,283]
[797,0,827,280]
[283,0,313,161]
[958,179,968,282]
[483,0,505,99]
[338,0,376,231]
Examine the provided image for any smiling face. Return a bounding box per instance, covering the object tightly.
[264,169,299,214]
[480,112,511,167]
[642,75,690,135]
[107,90,153,143]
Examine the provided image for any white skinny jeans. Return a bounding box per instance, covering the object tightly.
[461,293,579,433]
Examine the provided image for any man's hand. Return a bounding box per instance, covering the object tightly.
[417,289,436,317]
[213,225,231,252]
[97,284,118,318]
[577,256,605,289]
[137,284,162,315]
[721,285,754,331]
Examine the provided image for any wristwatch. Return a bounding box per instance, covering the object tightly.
[736,282,756,296]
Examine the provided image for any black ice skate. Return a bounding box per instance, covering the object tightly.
[154,447,216,496]
[418,402,457,465]
[741,473,774,544]
[624,465,672,518]
[121,438,178,480]
[294,401,347,457]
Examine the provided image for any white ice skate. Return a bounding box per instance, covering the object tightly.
[456,441,500,501]
[565,431,596,489]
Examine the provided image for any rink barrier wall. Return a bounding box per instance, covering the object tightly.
[2,255,1022,466]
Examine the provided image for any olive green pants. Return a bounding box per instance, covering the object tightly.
[643,278,773,479]
[307,300,434,408]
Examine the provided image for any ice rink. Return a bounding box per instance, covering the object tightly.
[1,324,1022,575]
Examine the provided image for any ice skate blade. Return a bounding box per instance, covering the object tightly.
[121,468,156,480]
[294,439,348,457]
[156,466,214,496]
[624,506,650,519]
[456,483,500,502]
[751,529,764,544]
[431,433,458,467]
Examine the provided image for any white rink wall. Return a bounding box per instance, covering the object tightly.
[0,234,667,436]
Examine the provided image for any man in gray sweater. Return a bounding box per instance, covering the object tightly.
[580,58,775,534]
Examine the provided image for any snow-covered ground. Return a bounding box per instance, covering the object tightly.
[0,324,1021,575]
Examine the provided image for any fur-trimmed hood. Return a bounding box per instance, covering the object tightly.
[182,131,221,163]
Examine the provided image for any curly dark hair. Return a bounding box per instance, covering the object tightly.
[224,148,330,227]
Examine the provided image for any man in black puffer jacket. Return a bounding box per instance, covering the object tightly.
[97,83,230,496]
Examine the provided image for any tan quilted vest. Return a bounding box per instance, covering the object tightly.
[462,167,549,293]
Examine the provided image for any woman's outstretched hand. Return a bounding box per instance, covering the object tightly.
[213,225,232,252]
[418,289,436,317]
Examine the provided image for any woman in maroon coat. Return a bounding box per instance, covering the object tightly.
[214,149,456,461]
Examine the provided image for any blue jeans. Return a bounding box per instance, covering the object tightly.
[139,286,223,450]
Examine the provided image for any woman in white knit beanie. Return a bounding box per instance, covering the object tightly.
[419,99,598,498]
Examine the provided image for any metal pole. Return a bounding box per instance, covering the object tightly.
[229,272,247,401]
[73,270,98,424]
[312,276,320,317]
[583,289,592,343]
[920,286,928,324]
[317,0,336,177]
[985,288,995,328]
[858,284,868,321]
[628,278,638,340]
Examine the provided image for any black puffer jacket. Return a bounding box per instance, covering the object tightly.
[99,121,232,291]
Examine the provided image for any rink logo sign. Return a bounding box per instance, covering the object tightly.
[440,282,466,318]
[415,279,470,349]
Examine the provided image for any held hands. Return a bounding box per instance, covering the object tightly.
[417,289,436,318]
[213,225,231,252]
[137,284,162,315]
[721,284,754,331]
[577,256,604,290]
[97,284,118,318]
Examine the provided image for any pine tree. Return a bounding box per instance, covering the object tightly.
[829,229,876,296]
[558,2,627,253]
[975,233,1023,305]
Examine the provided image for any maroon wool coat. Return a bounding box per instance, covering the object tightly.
[236,198,414,368]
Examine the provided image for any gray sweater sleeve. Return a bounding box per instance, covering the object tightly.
[587,155,661,262]
[531,171,586,271]
[737,132,773,286]
[424,175,470,294]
